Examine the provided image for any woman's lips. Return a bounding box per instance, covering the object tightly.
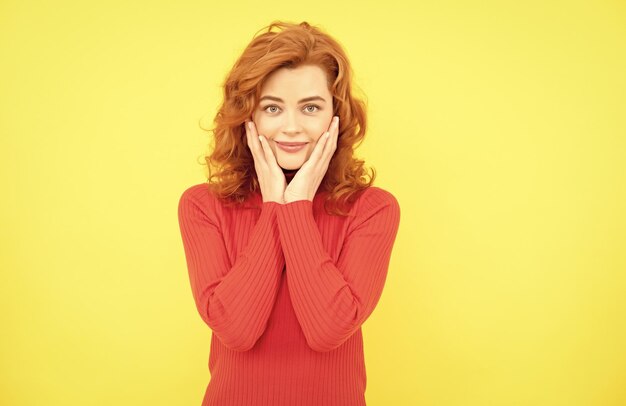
[276,141,308,146]
[276,141,308,153]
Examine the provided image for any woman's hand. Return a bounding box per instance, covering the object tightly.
[283,116,339,203]
[245,120,286,204]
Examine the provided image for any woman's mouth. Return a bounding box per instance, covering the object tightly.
[276,141,308,153]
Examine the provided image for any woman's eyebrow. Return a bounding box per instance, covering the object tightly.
[259,95,326,103]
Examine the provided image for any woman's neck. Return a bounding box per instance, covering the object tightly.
[283,167,297,183]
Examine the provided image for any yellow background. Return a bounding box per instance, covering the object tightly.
[2,1,625,405]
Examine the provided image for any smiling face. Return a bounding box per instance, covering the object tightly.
[252,64,334,171]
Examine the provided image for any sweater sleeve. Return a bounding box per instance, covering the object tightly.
[177,186,285,352]
[275,188,401,352]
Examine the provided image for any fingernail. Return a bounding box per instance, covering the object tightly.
[258,135,263,142]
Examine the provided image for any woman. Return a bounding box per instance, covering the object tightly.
[178,20,401,406]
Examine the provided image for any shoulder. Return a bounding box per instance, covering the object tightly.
[178,183,219,220]
[178,182,258,219]
[179,183,214,205]
[341,186,400,237]
[344,186,400,232]
[356,186,400,215]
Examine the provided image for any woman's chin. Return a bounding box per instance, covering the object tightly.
[278,159,303,171]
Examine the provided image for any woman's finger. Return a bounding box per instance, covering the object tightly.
[321,116,338,163]
[246,121,265,180]
[308,116,337,168]
[246,121,267,167]
[306,127,330,168]
[259,135,278,169]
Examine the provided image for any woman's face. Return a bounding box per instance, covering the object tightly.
[252,64,334,171]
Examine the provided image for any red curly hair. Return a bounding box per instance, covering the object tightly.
[200,20,376,216]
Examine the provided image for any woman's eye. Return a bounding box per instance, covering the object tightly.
[304,104,319,113]
[262,104,320,114]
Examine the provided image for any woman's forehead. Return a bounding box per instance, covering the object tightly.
[261,65,330,96]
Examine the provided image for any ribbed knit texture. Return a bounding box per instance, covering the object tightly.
[177,181,401,406]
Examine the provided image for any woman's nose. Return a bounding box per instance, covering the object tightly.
[282,111,303,134]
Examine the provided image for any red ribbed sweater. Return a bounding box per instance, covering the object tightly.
[177,179,400,406]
